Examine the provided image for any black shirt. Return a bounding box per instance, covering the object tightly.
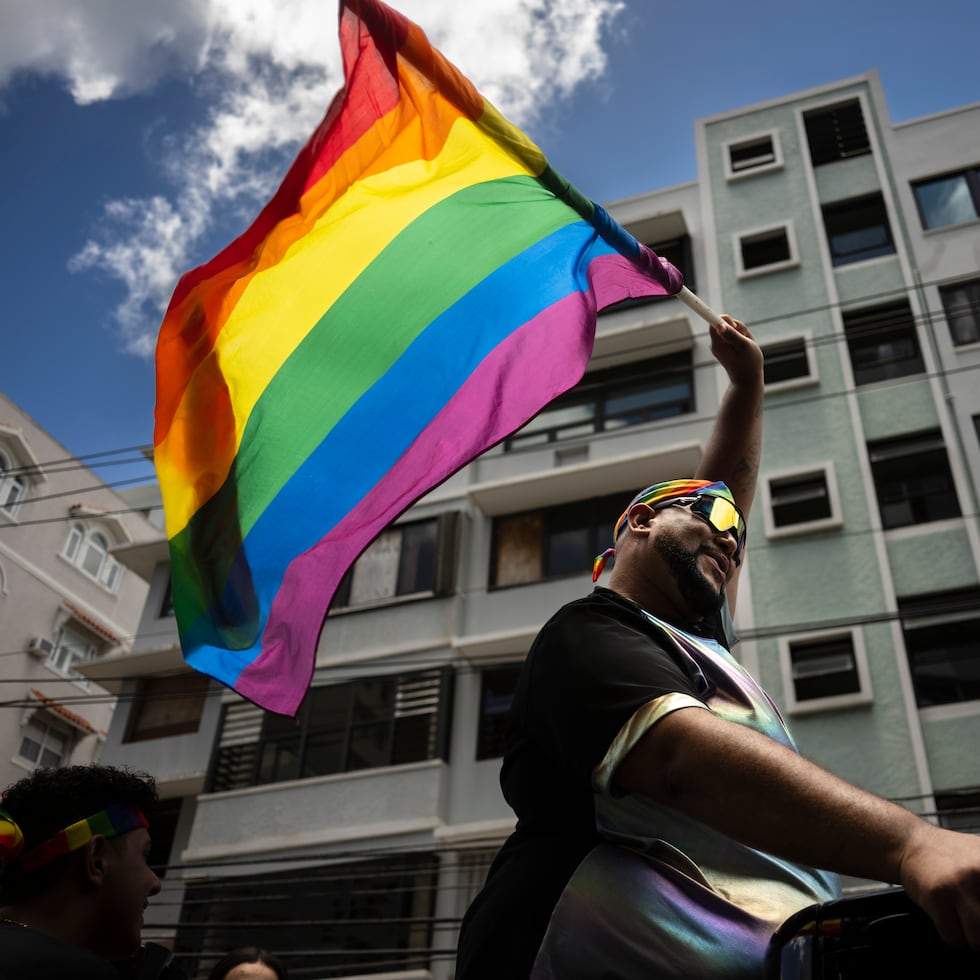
[455,588,728,980]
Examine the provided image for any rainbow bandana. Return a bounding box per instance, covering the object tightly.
[592,480,742,582]
[0,804,148,874]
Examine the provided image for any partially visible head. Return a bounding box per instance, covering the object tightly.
[207,947,289,980]
[0,765,161,959]
[595,479,747,621]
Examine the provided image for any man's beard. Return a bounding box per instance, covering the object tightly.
[654,530,725,620]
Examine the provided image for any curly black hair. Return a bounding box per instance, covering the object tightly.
[207,947,289,980]
[1,764,158,901]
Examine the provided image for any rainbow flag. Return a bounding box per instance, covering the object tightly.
[154,0,683,715]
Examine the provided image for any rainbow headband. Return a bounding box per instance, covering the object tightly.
[0,804,148,874]
[592,480,735,582]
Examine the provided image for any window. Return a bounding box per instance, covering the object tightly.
[62,522,122,591]
[842,301,924,385]
[935,789,980,832]
[476,664,522,760]
[803,100,871,166]
[146,798,182,878]
[48,625,98,683]
[790,635,861,701]
[725,133,780,178]
[491,492,625,588]
[160,579,175,618]
[331,514,458,610]
[939,278,980,347]
[605,234,696,309]
[16,717,71,769]
[762,338,813,387]
[176,854,438,979]
[822,194,895,266]
[769,472,833,528]
[867,431,960,529]
[912,167,980,230]
[899,588,980,708]
[737,225,797,276]
[0,450,25,518]
[124,673,211,742]
[211,668,453,790]
[780,630,871,714]
[648,235,696,293]
[504,352,694,450]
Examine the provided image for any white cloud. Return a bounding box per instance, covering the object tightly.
[2,0,624,356]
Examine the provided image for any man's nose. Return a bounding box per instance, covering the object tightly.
[714,528,738,557]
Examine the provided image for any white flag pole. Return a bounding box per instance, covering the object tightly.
[676,286,723,327]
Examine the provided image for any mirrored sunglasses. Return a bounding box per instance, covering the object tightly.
[654,494,747,562]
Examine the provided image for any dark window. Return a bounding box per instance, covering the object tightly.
[912,167,980,230]
[605,235,696,310]
[260,669,452,786]
[124,673,211,742]
[842,301,924,385]
[867,430,961,529]
[648,235,696,293]
[505,352,694,450]
[146,798,181,879]
[159,578,175,618]
[935,788,980,832]
[803,100,871,166]
[332,514,458,609]
[789,635,861,701]
[762,338,810,386]
[476,664,522,760]
[740,228,792,271]
[899,589,980,708]
[491,492,626,588]
[822,194,895,266]
[729,135,776,173]
[176,854,438,979]
[770,473,833,527]
[939,278,980,346]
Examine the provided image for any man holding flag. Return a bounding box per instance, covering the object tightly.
[456,315,980,979]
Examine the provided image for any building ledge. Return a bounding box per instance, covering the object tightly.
[78,643,186,692]
[112,537,170,581]
[466,441,702,515]
[181,816,443,865]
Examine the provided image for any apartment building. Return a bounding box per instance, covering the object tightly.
[88,71,980,979]
[0,392,160,789]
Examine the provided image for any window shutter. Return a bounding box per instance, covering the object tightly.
[209,700,264,791]
[392,668,453,764]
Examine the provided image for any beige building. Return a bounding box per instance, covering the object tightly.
[0,391,161,788]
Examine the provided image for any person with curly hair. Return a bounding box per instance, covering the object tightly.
[0,764,162,980]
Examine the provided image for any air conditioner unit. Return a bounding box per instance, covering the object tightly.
[26,636,54,658]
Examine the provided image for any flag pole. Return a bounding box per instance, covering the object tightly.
[676,286,723,327]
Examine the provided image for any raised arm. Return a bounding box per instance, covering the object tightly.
[693,315,764,611]
[694,315,764,514]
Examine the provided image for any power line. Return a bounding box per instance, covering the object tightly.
[1,349,977,530]
[0,589,976,712]
[0,276,976,485]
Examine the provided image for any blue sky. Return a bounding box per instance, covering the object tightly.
[1,0,978,490]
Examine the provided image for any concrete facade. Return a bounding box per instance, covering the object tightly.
[93,72,980,979]
[0,392,160,788]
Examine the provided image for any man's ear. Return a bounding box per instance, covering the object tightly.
[81,835,109,889]
[627,503,656,533]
